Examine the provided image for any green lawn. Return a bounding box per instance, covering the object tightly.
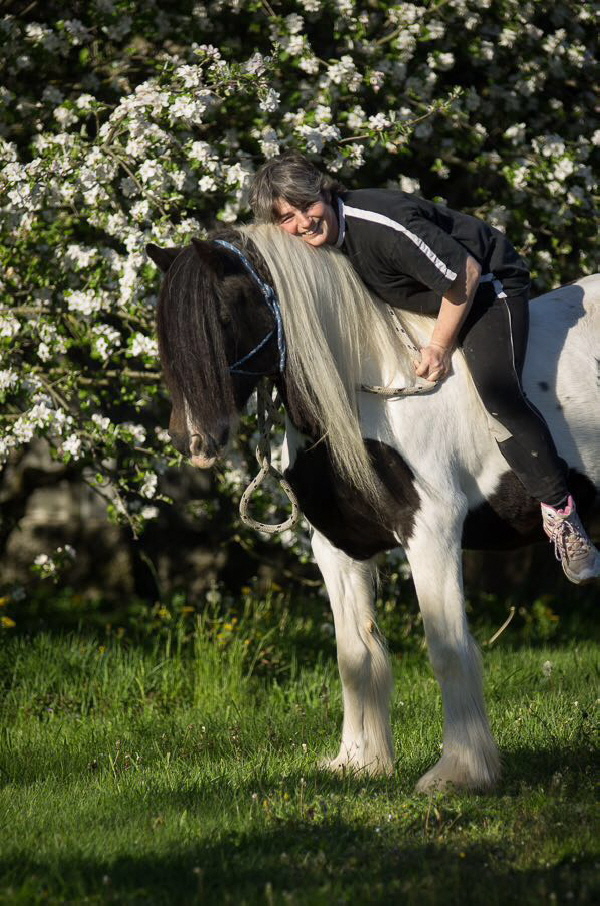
[0,620,598,905]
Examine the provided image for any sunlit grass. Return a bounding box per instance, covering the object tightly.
[0,619,598,905]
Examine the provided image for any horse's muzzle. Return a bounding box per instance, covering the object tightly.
[188,431,226,469]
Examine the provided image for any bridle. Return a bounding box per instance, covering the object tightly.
[213,239,287,377]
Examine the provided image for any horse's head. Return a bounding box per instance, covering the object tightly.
[148,235,283,468]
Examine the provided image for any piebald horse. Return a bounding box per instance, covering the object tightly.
[148,225,599,791]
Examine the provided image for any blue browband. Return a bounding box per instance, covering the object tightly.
[213,239,287,376]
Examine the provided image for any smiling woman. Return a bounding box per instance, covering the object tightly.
[274,198,340,247]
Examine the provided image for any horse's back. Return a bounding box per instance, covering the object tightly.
[524,274,600,486]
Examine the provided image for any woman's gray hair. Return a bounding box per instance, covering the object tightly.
[249,151,344,223]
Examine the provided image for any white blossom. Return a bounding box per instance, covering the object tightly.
[297,123,341,154]
[92,325,121,361]
[121,423,146,445]
[298,55,319,75]
[65,244,96,268]
[37,342,52,362]
[54,106,78,128]
[553,158,574,181]
[347,106,365,131]
[176,65,205,88]
[92,413,112,431]
[140,472,158,499]
[327,56,362,91]
[62,19,91,45]
[63,434,83,460]
[256,127,280,158]
[368,112,394,131]
[244,52,268,76]
[399,175,421,194]
[66,290,103,316]
[259,89,280,113]
[140,506,160,520]
[128,333,158,358]
[504,123,527,144]
[42,85,64,105]
[533,134,566,158]
[0,369,18,391]
[0,315,20,339]
[199,174,218,191]
[285,14,304,33]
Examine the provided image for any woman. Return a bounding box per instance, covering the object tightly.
[249,151,599,584]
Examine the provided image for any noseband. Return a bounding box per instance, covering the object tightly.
[213,239,287,376]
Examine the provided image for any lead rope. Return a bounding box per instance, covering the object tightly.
[239,380,301,533]
[361,306,438,397]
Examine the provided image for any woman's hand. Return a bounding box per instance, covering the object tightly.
[412,255,481,382]
[414,342,453,383]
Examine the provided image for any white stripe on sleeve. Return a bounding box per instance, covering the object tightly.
[343,203,458,283]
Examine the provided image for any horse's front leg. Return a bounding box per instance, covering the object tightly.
[404,495,501,793]
[311,530,394,776]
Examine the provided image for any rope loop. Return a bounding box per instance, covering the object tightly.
[238,380,301,534]
[360,306,438,397]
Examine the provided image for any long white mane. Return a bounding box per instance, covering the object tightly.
[239,224,428,502]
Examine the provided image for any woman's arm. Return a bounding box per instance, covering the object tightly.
[415,254,482,382]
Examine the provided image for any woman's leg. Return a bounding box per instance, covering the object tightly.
[459,280,600,584]
[459,281,568,506]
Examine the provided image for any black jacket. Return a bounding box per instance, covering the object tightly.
[335,189,530,314]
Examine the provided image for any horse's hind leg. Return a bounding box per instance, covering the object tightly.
[405,499,500,793]
[311,530,394,776]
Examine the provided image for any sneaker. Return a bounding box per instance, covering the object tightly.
[541,496,600,584]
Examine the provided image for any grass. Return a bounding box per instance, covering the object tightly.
[0,612,598,905]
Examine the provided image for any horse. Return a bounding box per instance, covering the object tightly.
[147,224,600,791]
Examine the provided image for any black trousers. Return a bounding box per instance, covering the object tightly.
[458,280,568,507]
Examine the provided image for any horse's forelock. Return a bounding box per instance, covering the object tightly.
[157,244,235,434]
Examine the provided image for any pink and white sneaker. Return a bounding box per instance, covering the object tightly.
[541,496,600,585]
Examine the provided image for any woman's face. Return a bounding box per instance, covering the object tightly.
[273,195,339,247]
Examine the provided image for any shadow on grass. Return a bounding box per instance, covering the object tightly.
[499,742,598,793]
[2,764,599,906]
[1,822,597,906]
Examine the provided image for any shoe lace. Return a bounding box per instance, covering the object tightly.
[549,517,593,564]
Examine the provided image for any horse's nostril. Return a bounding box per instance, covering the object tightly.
[189,434,204,457]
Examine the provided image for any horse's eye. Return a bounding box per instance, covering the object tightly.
[219,305,232,326]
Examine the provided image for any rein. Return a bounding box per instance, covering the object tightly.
[238,380,301,534]
[361,306,438,397]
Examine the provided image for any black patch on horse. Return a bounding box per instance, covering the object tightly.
[463,468,598,550]
[285,439,420,560]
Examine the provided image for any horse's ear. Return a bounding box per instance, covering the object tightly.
[146,243,181,273]
[190,237,227,275]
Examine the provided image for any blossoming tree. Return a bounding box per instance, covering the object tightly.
[0,0,598,599]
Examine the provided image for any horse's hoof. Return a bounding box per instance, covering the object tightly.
[415,756,499,794]
[318,754,394,778]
